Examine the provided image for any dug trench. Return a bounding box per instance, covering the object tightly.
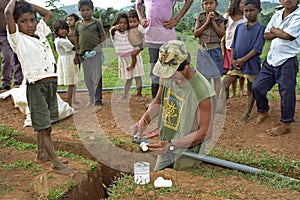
[11,132,122,199]
[0,91,151,199]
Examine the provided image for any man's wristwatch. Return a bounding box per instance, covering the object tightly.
[168,140,175,151]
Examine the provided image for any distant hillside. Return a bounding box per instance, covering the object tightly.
[60,4,133,16]
[59,1,280,21]
[60,4,79,15]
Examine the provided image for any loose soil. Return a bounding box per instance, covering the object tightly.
[0,90,300,199]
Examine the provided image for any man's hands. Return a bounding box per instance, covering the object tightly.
[132,119,147,137]
[147,140,169,155]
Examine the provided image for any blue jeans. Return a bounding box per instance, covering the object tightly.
[252,57,299,122]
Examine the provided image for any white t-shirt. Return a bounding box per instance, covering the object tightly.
[265,7,300,66]
[8,19,57,84]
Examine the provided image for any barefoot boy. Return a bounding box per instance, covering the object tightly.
[223,0,265,125]
[5,0,76,175]
[252,0,300,136]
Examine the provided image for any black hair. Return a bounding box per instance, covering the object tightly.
[65,13,80,22]
[52,20,69,38]
[227,0,243,16]
[244,0,261,9]
[203,0,218,3]
[128,10,139,20]
[14,1,36,22]
[78,0,94,11]
[111,12,130,29]
[177,53,191,71]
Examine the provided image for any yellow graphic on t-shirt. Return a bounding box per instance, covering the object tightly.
[162,89,184,131]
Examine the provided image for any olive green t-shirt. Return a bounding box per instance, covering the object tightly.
[159,71,216,141]
[75,19,106,55]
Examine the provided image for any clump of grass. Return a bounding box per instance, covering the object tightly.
[0,160,41,172]
[106,173,178,199]
[0,125,97,170]
[208,146,300,191]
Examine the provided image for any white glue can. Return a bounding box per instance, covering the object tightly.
[134,161,150,184]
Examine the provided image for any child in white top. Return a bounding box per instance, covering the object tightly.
[53,20,80,106]
[110,13,145,100]
[5,0,75,175]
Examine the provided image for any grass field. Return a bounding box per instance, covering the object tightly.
[98,37,300,98]
[0,35,299,96]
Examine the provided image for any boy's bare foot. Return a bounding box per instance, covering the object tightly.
[253,112,269,125]
[35,156,68,164]
[266,123,291,136]
[237,114,250,125]
[35,156,51,163]
[51,164,77,176]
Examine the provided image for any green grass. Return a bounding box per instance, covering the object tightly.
[106,173,179,199]
[48,179,76,200]
[0,160,41,172]
[72,37,300,99]
[0,125,97,171]
[106,146,300,199]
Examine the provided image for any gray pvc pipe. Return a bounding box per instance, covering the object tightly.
[133,138,299,182]
[57,85,151,93]
[182,151,299,182]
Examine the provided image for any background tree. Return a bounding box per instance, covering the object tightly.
[45,0,67,29]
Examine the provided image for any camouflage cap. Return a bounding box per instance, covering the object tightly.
[153,40,188,78]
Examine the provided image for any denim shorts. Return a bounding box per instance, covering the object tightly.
[196,47,223,78]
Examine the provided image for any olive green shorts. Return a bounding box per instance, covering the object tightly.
[26,79,58,131]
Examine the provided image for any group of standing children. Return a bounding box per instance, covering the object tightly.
[195,0,300,136]
[53,0,106,113]
[194,0,263,122]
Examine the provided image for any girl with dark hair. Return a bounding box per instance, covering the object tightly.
[223,0,247,97]
[110,13,145,100]
[53,20,80,107]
